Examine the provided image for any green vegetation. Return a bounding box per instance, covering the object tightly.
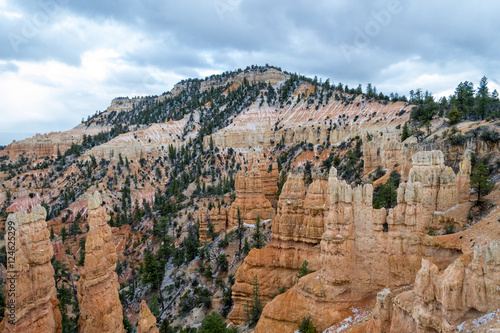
[252,216,265,249]
[373,171,401,209]
[199,312,238,333]
[245,275,263,327]
[297,260,311,279]
[179,287,212,316]
[298,316,315,333]
[470,162,493,202]
[410,76,500,125]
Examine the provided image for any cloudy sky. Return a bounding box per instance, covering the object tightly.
[1,0,499,144]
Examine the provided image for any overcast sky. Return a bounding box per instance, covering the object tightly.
[1,0,499,145]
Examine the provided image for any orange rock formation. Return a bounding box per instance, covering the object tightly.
[367,241,500,332]
[137,300,159,333]
[248,150,471,332]
[0,206,62,333]
[77,191,125,333]
[228,171,328,324]
[227,158,276,227]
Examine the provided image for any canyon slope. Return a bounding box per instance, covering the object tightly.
[0,66,499,332]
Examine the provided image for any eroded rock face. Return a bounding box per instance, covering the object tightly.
[376,242,500,333]
[198,206,228,243]
[228,171,327,325]
[0,125,110,161]
[227,158,276,227]
[77,191,125,333]
[137,300,159,333]
[254,161,464,332]
[0,206,62,333]
[363,136,406,174]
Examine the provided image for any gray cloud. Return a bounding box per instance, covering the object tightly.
[1,0,500,144]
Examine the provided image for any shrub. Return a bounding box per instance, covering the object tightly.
[297,260,311,279]
[298,316,315,333]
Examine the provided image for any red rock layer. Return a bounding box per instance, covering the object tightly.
[198,206,229,243]
[0,206,62,333]
[255,150,469,332]
[228,171,328,324]
[77,191,125,333]
[367,241,500,332]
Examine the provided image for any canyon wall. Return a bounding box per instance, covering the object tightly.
[206,96,410,150]
[77,191,125,333]
[253,150,469,332]
[367,242,500,332]
[227,158,276,228]
[0,206,62,333]
[228,171,328,324]
[0,125,111,161]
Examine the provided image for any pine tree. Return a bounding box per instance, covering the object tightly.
[476,76,490,120]
[237,207,243,255]
[243,237,250,255]
[297,260,311,279]
[252,216,265,249]
[470,162,492,202]
[245,275,263,327]
[401,122,410,142]
[60,227,67,243]
[447,106,462,125]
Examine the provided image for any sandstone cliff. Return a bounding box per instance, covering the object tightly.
[85,118,197,160]
[137,300,159,333]
[0,206,62,333]
[0,125,111,161]
[227,158,276,228]
[228,171,328,324]
[253,150,469,332]
[367,242,500,332]
[77,191,125,333]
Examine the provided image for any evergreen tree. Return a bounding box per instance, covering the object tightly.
[298,317,315,333]
[297,260,311,279]
[475,76,490,119]
[447,106,462,125]
[470,162,493,202]
[252,216,265,249]
[401,122,410,142]
[243,237,250,255]
[237,207,243,255]
[60,227,67,243]
[245,275,263,327]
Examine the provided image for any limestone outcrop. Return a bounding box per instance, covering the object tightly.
[137,300,159,333]
[0,206,62,333]
[363,136,406,173]
[77,191,125,333]
[227,159,276,227]
[228,171,328,324]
